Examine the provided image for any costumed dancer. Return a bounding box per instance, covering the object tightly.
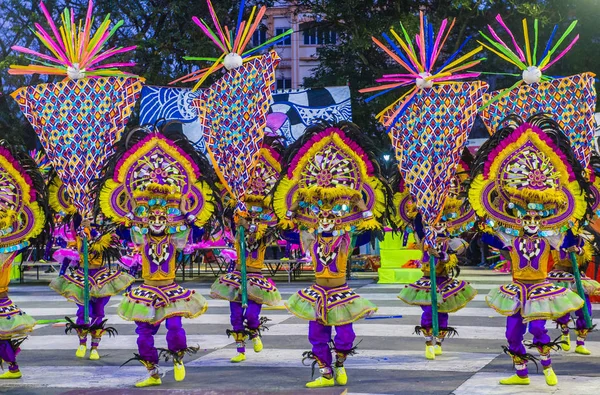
[48,174,133,360]
[548,239,600,355]
[469,114,588,386]
[475,15,598,378]
[97,124,219,387]
[274,122,389,388]
[49,216,132,360]
[359,11,487,364]
[210,136,284,362]
[9,0,144,362]
[172,0,293,371]
[396,151,478,359]
[0,141,49,379]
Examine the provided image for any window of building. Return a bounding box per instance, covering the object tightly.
[252,29,267,47]
[303,27,337,45]
[277,78,292,90]
[275,27,292,46]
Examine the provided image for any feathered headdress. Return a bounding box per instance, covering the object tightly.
[361,11,487,246]
[469,114,590,237]
[273,121,391,233]
[0,141,50,253]
[9,0,136,79]
[170,0,292,91]
[95,122,220,233]
[478,15,596,170]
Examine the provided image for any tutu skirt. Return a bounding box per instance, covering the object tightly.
[486,280,584,322]
[50,267,135,304]
[286,283,377,326]
[118,282,208,325]
[398,276,477,313]
[0,298,36,340]
[210,271,281,306]
[547,269,600,296]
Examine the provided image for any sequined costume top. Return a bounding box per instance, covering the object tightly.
[132,230,189,283]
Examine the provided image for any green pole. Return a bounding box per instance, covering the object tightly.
[569,251,593,328]
[83,235,90,324]
[239,226,248,308]
[429,254,439,337]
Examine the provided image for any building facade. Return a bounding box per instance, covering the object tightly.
[253,1,335,89]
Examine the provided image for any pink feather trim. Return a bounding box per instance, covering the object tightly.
[53,248,80,264]
[288,127,375,178]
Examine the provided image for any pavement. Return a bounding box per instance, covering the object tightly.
[2,268,600,394]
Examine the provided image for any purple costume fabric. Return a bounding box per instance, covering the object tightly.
[135,316,187,364]
[308,320,356,367]
[420,305,449,329]
[506,311,551,376]
[556,295,592,345]
[74,268,111,347]
[0,341,18,371]
[230,300,262,353]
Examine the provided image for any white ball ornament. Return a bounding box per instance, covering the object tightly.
[522,66,542,85]
[223,53,243,71]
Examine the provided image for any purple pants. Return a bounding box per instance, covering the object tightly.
[0,341,18,372]
[230,300,262,353]
[506,312,551,376]
[308,320,356,367]
[135,316,187,364]
[75,295,110,347]
[420,305,449,330]
[556,295,592,345]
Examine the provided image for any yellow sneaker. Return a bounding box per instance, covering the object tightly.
[499,374,530,385]
[252,336,263,353]
[425,345,435,360]
[89,349,100,360]
[230,352,246,363]
[333,366,348,385]
[575,345,592,355]
[174,361,185,381]
[0,370,22,379]
[75,345,87,358]
[544,367,558,386]
[305,376,335,388]
[134,376,162,388]
[434,344,443,356]
[561,334,571,351]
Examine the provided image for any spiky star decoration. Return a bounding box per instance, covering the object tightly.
[478,14,579,106]
[9,0,136,79]
[359,12,484,129]
[170,0,293,91]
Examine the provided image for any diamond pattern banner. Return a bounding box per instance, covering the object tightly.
[381,82,488,245]
[192,51,279,213]
[479,73,597,169]
[11,77,143,218]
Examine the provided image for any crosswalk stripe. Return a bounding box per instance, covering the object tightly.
[452,371,600,395]
[187,348,498,372]
[0,366,157,389]
[22,334,232,351]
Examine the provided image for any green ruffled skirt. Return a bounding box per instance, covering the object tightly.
[50,267,135,304]
[285,283,377,326]
[210,271,281,306]
[118,282,208,325]
[547,270,600,296]
[398,276,477,313]
[486,280,584,322]
[0,297,36,340]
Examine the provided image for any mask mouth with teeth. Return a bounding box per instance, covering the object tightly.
[147,207,168,235]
